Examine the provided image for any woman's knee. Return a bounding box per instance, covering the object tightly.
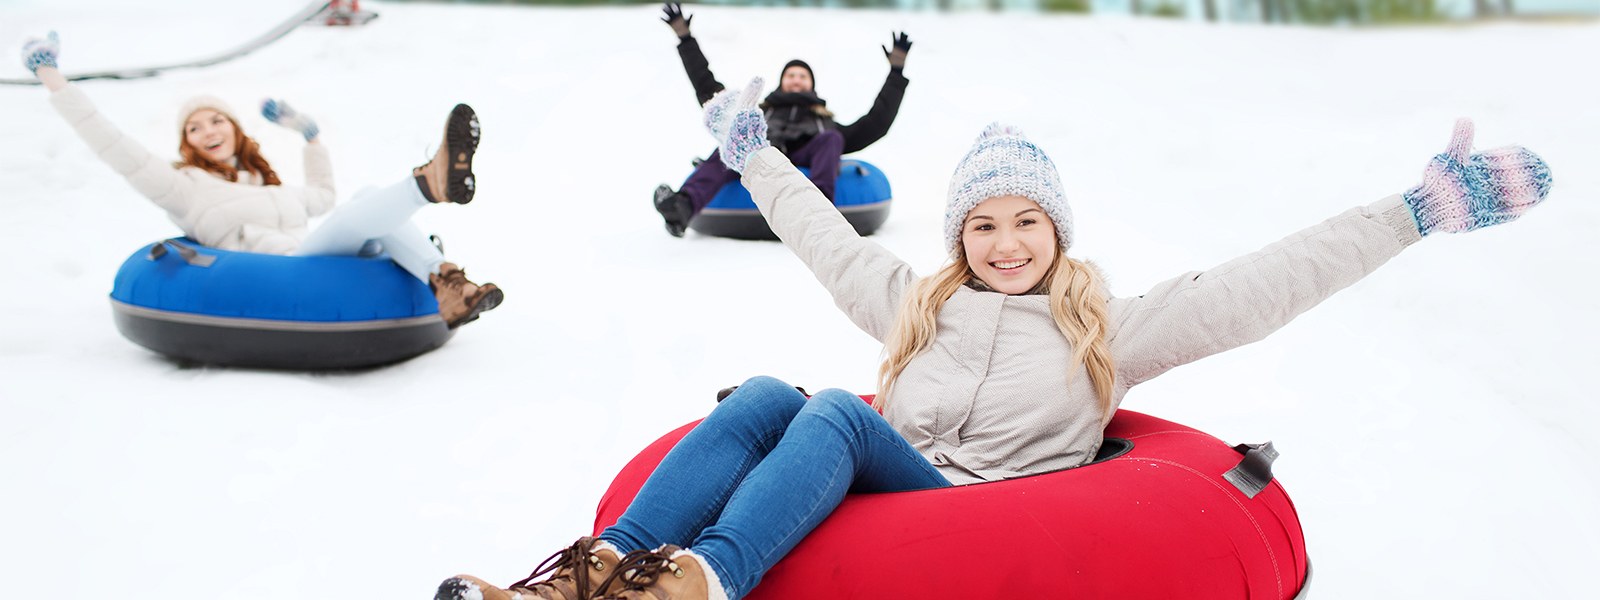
[731,375,801,400]
[799,389,874,422]
[714,376,807,421]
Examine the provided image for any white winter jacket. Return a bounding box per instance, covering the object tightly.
[50,85,336,254]
[742,147,1422,485]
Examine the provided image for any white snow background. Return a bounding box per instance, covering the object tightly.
[2,1,1597,597]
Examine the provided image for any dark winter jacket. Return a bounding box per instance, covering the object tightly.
[674,35,909,155]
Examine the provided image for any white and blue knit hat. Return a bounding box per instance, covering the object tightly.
[944,123,1072,256]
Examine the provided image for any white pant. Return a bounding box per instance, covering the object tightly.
[294,176,445,281]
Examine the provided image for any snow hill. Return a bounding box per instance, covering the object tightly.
[2,2,1597,597]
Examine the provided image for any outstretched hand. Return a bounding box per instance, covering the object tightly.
[883,31,912,69]
[22,31,60,74]
[261,98,321,142]
[703,77,770,174]
[662,2,693,37]
[1402,118,1551,236]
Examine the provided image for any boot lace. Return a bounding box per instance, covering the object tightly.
[593,549,684,598]
[506,538,604,596]
[436,266,471,291]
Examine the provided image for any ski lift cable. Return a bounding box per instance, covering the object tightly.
[1,1,369,86]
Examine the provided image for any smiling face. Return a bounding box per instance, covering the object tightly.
[182,109,238,163]
[779,65,813,93]
[961,195,1059,295]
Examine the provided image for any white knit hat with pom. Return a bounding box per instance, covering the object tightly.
[944,123,1072,256]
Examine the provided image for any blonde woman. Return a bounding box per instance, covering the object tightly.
[22,33,502,328]
[437,79,1551,600]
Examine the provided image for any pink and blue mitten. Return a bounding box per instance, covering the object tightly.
[1403,118,1551,236]
[702,77,770,174]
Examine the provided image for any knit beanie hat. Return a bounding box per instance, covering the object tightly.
[176,95,239,132]
[944,123,1072,256]
[777,59,815,91]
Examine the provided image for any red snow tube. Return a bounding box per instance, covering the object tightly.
[593,406,1309,599]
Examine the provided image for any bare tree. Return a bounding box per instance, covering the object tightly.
[1203,0,1218,21]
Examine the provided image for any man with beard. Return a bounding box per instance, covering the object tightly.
[652,2,913,237]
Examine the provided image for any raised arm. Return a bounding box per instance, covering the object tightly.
[1109,197,1419,387]
[661,3,725,107]
[299,144,335,217]
[261,98,336,216]
[24,32,64,92]
[26,33,193,214]
[837,32,912,155]
[1110,119,1552,387]
[707,78,917,340]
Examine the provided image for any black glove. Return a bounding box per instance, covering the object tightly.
[883,31,912,70]
[662,3,692,38]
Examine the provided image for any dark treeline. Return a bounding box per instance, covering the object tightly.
[383,0,1573,24]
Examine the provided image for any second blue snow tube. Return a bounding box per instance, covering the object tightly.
[687,159,892,240]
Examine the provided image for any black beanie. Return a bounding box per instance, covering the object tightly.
[778,59,815,91]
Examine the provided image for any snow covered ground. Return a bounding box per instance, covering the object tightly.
[2,1,1597,597]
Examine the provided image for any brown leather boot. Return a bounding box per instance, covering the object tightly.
[414,103,480,204]
[593,545,724,600]
[429,262,503,329]
[434,537,624,600]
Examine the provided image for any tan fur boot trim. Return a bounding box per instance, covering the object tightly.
[593,540,625,562]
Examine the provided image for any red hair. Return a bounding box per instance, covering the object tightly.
[174,115,281,186]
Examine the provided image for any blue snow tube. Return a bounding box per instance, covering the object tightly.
[687,159,892,240]
[109,238,453,369]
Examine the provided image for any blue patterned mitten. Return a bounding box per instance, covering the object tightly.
[260,98,321,142]
[22,31,59,74]
[702,77,770,174]
[1402,118,1552,236]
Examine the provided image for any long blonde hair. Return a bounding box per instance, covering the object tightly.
[875,246,1116,415]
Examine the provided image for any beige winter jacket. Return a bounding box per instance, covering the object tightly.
[742,147,1422,485]
[50,85,336,254]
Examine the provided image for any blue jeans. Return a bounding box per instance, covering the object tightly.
[599,376,951,599]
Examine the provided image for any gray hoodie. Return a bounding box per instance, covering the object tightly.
[741,146,1421,485]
